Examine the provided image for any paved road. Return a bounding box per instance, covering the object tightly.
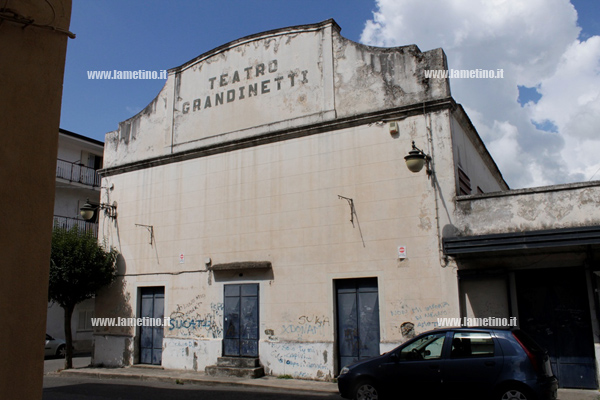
[43,375,339,400]
[43,357,599,400]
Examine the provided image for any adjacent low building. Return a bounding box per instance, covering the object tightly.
[92,19,600,389]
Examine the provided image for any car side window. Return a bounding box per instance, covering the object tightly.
[399,333,446,361]
[451,332,495,358]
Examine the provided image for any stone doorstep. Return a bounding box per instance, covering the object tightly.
[216,357,260,368]
[131,364,164,369]
[205,357,265,379]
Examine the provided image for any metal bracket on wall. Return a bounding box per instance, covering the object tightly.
[338,195,355,227]
[135,224,154,246]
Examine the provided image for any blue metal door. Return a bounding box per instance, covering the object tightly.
[516,268,597,389]
[139,287,164,365]
[336,278,380,370]
[223,284,259,357]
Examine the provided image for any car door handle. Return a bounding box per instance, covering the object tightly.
[484,361,496,367]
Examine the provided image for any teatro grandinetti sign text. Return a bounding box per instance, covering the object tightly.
[181,59,309,114]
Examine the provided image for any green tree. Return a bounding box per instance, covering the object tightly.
[49,226,118,369]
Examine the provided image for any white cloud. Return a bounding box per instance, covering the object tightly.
[361,0,600,188]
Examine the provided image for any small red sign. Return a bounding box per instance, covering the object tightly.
[398,246,407,259]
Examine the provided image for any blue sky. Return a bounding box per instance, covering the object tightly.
[61,1,375,141]
[60,1,600,188]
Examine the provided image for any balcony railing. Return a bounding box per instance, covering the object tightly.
[53,216,98,237]
[56,159,101,187]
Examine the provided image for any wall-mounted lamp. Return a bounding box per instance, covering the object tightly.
[404,141,432,176]
[80,198,117,221]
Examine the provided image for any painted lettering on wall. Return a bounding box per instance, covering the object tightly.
[169,298,224,338]
[281,315,331,340]
[181,59,309,114]
[269,343,331,379]
[164,338,196,359]
[389,300,450,334]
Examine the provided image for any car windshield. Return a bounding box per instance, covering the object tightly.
[399,332,446,360]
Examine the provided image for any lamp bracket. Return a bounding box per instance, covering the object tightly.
[135,224,154,245]
[99,201,118,219]
[338,195,355,227]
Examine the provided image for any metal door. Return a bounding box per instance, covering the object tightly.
[223,284,259,357]
[139,287,164,365]
[336,278,380,370]
[516,268,597,389]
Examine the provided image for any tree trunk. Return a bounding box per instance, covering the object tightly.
[63,303,74,369]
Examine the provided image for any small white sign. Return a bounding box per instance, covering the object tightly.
[398,246,407,259]
[179,253,185,264]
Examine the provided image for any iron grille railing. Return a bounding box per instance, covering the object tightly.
[56,159,101,187]
[53,215,98,237]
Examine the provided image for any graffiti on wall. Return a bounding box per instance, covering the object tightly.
[280,315,331,340]
[164,338,196,359]
[269,343,331,379]
[168,294,224,338]
[389,300,450,335]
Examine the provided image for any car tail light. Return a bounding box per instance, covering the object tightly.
[512,331,541,374]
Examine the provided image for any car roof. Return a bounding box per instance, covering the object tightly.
[431,326,517,332]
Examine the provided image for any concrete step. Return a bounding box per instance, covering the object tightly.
[205,365,265,379]
[216,357,260,368]
[206,357,265,379]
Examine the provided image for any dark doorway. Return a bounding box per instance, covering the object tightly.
[139,287,164,365]
[223,284,259,357]
[336,278,380,371]
[516,268,597,389]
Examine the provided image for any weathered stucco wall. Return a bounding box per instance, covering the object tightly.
[333,39,449,118]
[95,112,464,376]
[452,182,600,236]
[94,19,506,379]
[103,19,450,171]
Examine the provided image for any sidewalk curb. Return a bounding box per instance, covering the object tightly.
[57,367,600,399]
[59,368,340,394]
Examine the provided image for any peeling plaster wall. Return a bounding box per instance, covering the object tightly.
[102,20,450,171]
[333,38,449,118]
[453,182,600,236]
[104,82,173,168]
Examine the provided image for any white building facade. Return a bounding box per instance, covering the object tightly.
[92,19,538,380]
[47,128,104,353]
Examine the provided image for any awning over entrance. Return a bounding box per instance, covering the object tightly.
[443,225,600,255]
[210,261,272,271]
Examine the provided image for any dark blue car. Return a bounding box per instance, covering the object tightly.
[337,327,558,400]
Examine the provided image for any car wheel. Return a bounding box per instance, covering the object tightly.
[496,386,534,400]
[353,380,380,400]
[56,344,66,358]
